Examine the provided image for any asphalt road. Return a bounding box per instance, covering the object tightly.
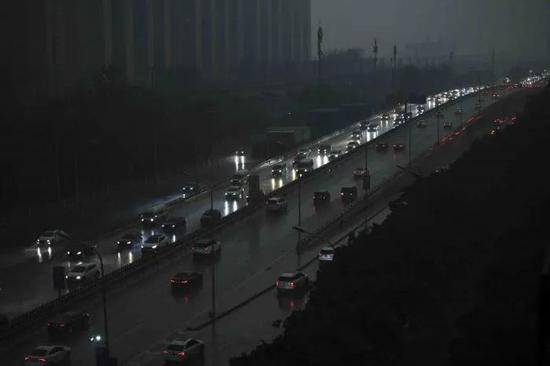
[0,85,516,365]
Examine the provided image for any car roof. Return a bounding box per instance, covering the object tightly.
[174,272,200,278]
[34,345,57,351]
[321,247,334,252]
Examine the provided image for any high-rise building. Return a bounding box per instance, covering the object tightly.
[4,0,311,100]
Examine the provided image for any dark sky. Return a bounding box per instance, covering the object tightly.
[312,0,550,62]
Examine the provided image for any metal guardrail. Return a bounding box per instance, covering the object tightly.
[0,87,488,343]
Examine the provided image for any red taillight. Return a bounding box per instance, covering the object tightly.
[170,279,176,283]
[276,281,280,287]
[59,323,65,327]
[163,350,169,354]
[180,280,188,284]
[24,356,30,361]
[39,358,47,363]
[289,282,295,288]
[178,351,186,358]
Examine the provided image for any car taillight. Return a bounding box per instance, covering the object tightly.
[39,358,47,363]
[178,351,186,358]
[289,282,295,288]
[24,356,30,361]
[170,279,176,283]
[276,281,280,287]
[181,280,188,284]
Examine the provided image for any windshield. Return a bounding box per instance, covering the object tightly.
[42,231,55,237]
[72,265,86,273]
[194,241,213,248]
[167,344,185,352]
[148,236,161,243]
[320,249,333,255]
[30,349,48,356]
[278,274,299,282]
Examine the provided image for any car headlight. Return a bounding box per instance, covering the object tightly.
[77,251,82,255]
[76,276,81,280]
[152,245,158,249]
[65,275,69,279]
[47,239,51,244]
[150,218,154,222]
[127,241,131,244]
[141,245,144,249]
[67,251,70,255]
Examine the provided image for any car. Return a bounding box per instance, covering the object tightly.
[276,272,309,293]
[230,169,249,186]
[271,164,287,177]
[48,311,90,336]
[492,92,499,99]
[318,247,335,262]
[294,159,314,175]
[389,199,408,210]
[347,141,359,150]
[161,217,187,233]
[392,143,405,151]
[381,113,391,122]
[141,234,170,254]
[394,115,405,126]
[192,239,221,258]
[417,105,425,114]
[340,186,358,202]
[359,120,370,130]
[353,168,368,178]
[170,272,203,290]
[182,183,200,198]
[266,197,288,212]
[140,211,167,226]
[225,186,244,200]
[65,263,100,283]
[367,123,379,132]
[200,209,222,228]
[235,149,246,157]
[351,131,362,141]
[36,230,70,246]
[455,108,463,115]
[115,232,141,250]
[298,147,313,156]
[65,241,96,260]
[24,345,71,366]
[434,165,450,174]
[492,117,505,126]
[488,127,500,136]
[375,142,389,151]
[443,121,453,129]
[416,120,427,128]
[313,191,331,206]
[317,144,331,155]
[328,150,341,161]
[163,338,205,364]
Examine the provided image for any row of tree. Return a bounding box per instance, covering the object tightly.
[231,84,550,365]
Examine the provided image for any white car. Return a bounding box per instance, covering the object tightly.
[36,230,70,246]
[141,234,170,253]
[266,197,288,212]
[353,168,368,178]
[192,239,221,257]
[163,338,205,363]
[65,263,100,283]
[276,272,309,293]
[25,345,71,366]
[318,247,335,262]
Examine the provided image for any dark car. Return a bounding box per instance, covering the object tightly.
[200,209,222,228]
[235,149,246,157]
[65,241,96,260]
[376,142,389,151]
[170,272,203,290]
[392,143,405,151]
[48,311,90,336]
[182,183,200,198]
[313,191,331,206]
[140,211,167,226]
[271,164,287,177]
[161,217,187,233]
[115,232,141,251]
[340,187,358,202]
[317,144,332,155]
[389,199,408,210]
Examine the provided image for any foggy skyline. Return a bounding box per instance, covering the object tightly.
[312,0,550,62]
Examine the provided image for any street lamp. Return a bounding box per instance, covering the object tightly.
[90,247,110,356]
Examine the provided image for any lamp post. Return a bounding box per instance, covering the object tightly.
[90,247,110,357]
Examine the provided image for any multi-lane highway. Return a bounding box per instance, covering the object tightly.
[0,84,518,365]
[0,86,474,317]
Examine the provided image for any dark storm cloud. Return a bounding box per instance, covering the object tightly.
[312,0,550,62]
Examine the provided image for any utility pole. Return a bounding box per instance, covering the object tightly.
[373,38,378,70]
[211,262,216,319]
[317,22,324,81]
